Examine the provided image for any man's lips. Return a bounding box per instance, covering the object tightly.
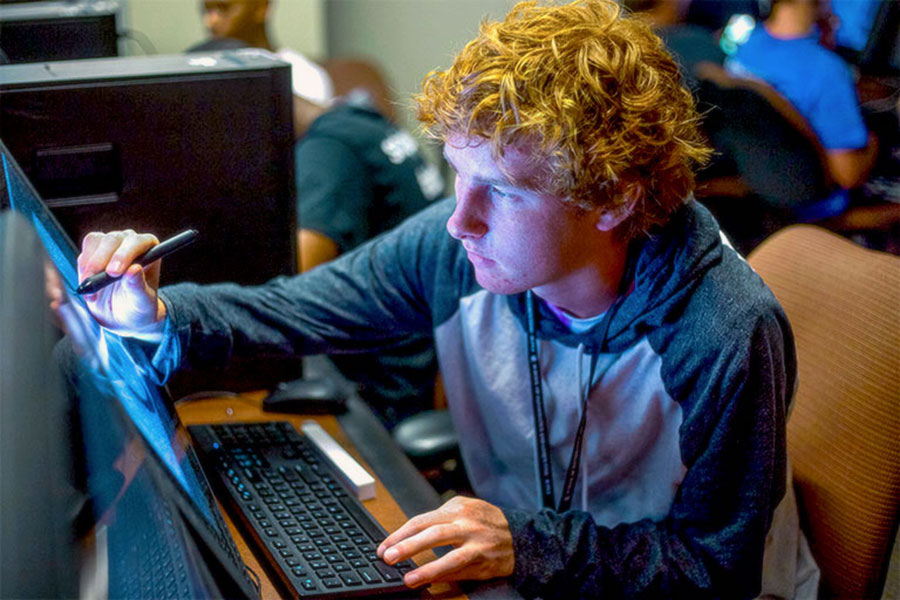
[464,247,494,265]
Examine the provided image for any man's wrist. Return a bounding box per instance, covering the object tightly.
[105,299,168,343]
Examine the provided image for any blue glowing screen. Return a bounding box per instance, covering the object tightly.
[1,144,216,525]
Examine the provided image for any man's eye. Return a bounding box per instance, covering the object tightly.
[490,186,512,199]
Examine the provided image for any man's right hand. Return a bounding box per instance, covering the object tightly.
[77,230,167,338]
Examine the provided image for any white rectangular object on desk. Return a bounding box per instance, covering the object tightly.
[301,420,376,501]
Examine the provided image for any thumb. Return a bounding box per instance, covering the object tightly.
[123,265,151,294]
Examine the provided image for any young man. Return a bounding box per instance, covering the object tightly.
[77,0,815,596]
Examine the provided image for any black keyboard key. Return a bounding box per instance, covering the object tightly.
[294,462,319,485]
[322,577,342,589]
[374,561,402,582]
[340,573,362,586]
[291,566,307,578]
[358,567,381,584]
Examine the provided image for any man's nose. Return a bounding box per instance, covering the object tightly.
[446,180,488,240]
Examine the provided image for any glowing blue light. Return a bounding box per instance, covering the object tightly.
[721,14,756,56]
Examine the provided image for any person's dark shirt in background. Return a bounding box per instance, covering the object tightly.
[297,103,444,429]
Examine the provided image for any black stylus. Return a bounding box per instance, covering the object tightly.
[76,229,199,295]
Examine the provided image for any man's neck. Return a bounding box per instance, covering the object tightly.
[532,236,631,319]
[765,5,815,39]
[243,28,273,52]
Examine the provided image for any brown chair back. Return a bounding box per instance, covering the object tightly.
[749,225,900,598]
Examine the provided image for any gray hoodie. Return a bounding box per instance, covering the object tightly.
[145,198,801,598]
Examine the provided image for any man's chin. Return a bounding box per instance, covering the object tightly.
[473,270,525,296]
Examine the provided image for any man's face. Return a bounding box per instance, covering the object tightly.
[201,0,265,41]
[443,134,602,298]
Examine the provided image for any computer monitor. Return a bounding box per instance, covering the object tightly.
[1,139,257,599]
[834,0,900,75]
[858,0,900,75]
[0,211,78,599]
[0,49,297,287]
[0,0,119,63]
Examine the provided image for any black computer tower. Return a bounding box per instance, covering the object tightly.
[0,50,297,287]
[0,0,119,63]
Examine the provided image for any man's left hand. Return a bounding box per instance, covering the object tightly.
[376,496,515,588]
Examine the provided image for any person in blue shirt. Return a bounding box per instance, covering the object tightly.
[726,0,878,190]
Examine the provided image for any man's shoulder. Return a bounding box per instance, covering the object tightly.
[688,244,785,354]
[307,104,388,144]
[656,206,785,349]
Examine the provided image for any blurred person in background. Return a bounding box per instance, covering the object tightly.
[726,0,878,191]
[196,0,333,104]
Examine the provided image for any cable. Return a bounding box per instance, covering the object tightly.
[243,564,262,597]
[171,388,239,405]
[118,29,157,55]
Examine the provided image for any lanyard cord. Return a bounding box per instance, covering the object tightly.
[525,256,633,513]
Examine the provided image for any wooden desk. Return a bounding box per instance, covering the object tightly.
[177,390,466,600]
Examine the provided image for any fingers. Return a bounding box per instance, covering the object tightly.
[402,548,474,588]
[377,497,515,589]
[381,521,462,565]
[78,230,159,280]
[378,509,446,558]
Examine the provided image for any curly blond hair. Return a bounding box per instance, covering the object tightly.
[416,0,711,238]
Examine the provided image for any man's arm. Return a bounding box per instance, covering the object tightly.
[141,201,452,384]
[298,229,340,272]
[826,132,879,190]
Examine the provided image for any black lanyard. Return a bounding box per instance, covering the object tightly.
[525,259,632,513]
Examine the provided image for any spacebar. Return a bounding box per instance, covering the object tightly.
[339,496,386,543]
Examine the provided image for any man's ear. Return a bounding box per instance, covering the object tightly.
[595,184,641,232]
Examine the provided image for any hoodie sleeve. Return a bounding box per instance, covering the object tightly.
[502,309,792,599]
[139,200,457,383]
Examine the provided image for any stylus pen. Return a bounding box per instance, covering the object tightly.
[76,229,199,295]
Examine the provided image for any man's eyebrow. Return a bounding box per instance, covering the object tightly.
[442,148,514,188]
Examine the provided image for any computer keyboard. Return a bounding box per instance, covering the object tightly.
[108,471,194,600]
[189,421,416,599]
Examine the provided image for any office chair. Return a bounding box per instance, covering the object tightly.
[748,225,900,599]
[392,376,470,497]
